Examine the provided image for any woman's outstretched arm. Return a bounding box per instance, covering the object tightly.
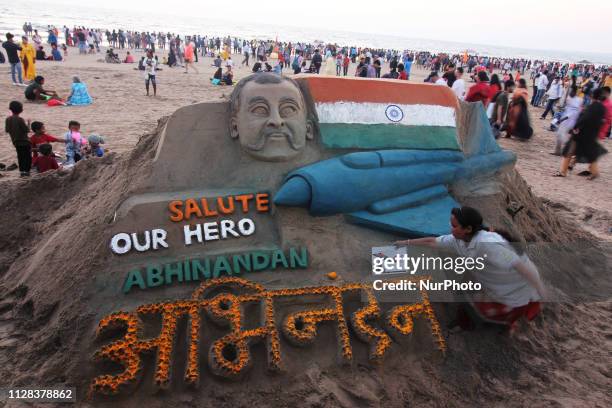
[394,237,438,248]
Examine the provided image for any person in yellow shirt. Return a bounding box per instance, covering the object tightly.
[19,36,36,82]
[221,45,230,61]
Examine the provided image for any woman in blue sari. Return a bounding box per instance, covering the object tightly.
[66,76,92,106]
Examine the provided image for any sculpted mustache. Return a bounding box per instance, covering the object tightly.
[246,129,300,151]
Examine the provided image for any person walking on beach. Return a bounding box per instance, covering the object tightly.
[555,88,608,180]
[184,41,198,74]
[144,50,157,96]
[533,70,549,107]
[2,34,24,86]
[242,42,251,66]
[541,75,563,119]
[553,86,582,155]
[19,36,36,82]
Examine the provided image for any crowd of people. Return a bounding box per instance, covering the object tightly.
[2,21,610,180]
[417,61,610,180]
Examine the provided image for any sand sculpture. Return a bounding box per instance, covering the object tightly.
[85,74,514,395]
[83,74,520,398]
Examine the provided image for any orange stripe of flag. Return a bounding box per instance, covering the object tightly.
[296,76,459,108]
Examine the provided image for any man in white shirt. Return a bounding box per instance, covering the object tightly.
[541,75,563,119]
[452,67,466,100]
[242,43,251,66]
[533,71,549,106]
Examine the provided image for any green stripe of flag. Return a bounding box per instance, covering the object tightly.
[319,123,460,150]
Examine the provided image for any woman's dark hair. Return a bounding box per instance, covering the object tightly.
[518,78,527,88]
[451,207,484,234]
[451,206,524,254]
[569,85,578,98]
[490,74,500,87]
[34,75,44,84]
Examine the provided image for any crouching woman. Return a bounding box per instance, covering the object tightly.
[396,206,546,330]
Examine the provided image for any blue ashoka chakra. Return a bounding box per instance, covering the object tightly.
[385,105,404,122]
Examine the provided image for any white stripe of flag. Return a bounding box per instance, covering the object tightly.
[315,102,456,127]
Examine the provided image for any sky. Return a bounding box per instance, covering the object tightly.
[26,0,612,55]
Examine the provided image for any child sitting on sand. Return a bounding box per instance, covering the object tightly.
[24,76,60,102]
[30,121,65,160]
[85,134,105,158]
[64,120,85,165]
[33,143,59,173]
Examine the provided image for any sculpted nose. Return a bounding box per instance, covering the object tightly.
[267,108,284,128]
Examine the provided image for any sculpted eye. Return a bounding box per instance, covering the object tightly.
[280,104,298,117]
[251,106,268,116]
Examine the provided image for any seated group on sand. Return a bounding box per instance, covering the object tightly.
[5,100,105,177]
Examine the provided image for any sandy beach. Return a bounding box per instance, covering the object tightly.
[1,44,611,408]
[1,48,609,239]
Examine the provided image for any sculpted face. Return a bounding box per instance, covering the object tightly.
[230,80,313,162]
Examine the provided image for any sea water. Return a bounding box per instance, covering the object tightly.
[1,0,611,65]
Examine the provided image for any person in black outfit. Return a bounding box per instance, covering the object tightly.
[2,33,23,84]
[4,101,31,176]
[311,49,322,74]
[556,88,608,179]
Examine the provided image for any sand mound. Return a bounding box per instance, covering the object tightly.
[0,121,610,408]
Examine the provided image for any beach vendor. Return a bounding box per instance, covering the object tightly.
[24,76,60,102]
[395,206,546,330]
[66,76,92,106]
